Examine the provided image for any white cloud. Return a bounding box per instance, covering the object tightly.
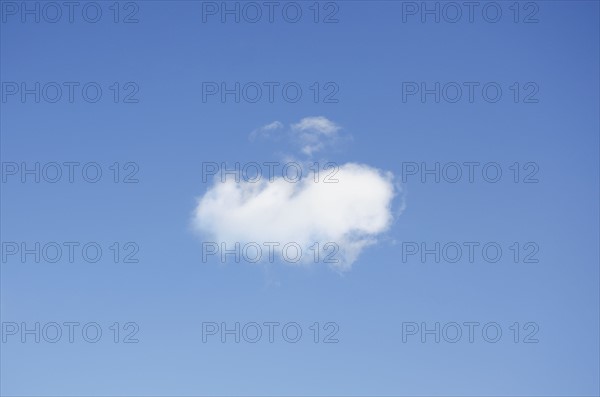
[193,162,396,271]
[291,116,341,135]
[250,116,345,155]
[262,121,284,131]
[249,120,284,141]
[291,116,342,155]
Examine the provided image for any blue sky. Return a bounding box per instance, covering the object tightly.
[1,1,599,396]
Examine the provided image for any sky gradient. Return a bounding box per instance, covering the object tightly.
[1,1,599,396]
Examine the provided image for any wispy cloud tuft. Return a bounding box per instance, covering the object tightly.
[291,116,341,135]
[250,116,346,156]
[249,120,284,141]
[291,116,342,155]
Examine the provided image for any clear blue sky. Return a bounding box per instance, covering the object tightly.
[1,1,599,396]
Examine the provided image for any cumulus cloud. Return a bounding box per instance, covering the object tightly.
[193,162,396,270]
